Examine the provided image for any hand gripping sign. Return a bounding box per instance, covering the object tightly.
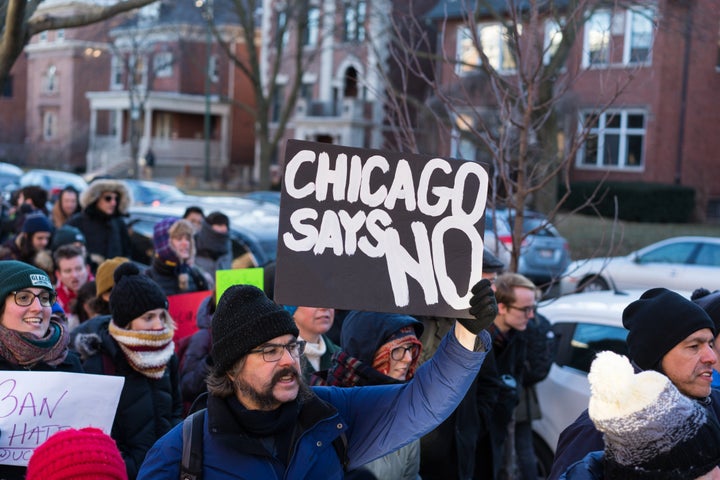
[274,140,489,319]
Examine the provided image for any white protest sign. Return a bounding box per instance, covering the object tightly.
[275,140,489,318]
[0,371,124,466]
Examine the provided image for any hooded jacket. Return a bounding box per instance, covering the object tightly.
[314,311,424,480]
[137,328,491,480]
[194,220,232,281]
[146,218,210,296]
[67,180,132,267]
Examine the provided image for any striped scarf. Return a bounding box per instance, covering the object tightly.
[108,320,175,379]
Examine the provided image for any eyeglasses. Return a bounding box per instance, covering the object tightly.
[102,194,118,203]
[11,290,56,307]
[507,304,537,316]
[248,341,307,362]
[391,344,420,361]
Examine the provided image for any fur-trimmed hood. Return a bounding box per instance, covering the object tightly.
[80,180,132,215]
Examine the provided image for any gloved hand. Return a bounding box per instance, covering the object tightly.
[459,279,498,334]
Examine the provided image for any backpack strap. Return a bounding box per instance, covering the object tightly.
[181,409,205,480]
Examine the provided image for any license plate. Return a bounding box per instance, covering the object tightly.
[539,249,553,258]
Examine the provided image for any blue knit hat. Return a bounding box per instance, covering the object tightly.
[22,212,53,234]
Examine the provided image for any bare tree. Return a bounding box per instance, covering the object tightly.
[0,0,158,86]
[383,0,654,278]
[107,11,178,178]
[200,0,336,189]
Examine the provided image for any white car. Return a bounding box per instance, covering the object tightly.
[531,288,691,475]
[559,236,720,296]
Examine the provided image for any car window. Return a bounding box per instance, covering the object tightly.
[693,243,720,267]
[556,322,628,374]
[638,242,696,265]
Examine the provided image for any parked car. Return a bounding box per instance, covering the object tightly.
[484,208,571,289]
[10,168,88,200]
[241,190,281,205]
[121,179,187,206]
[127,201,279,267]
[0,162,23,192]
[559,236,720,295]
[531,288,685,475]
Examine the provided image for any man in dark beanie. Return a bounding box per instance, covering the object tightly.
[548,287,720,479]
[138,280,498,479]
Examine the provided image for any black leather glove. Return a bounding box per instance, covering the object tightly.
[459,279,498,334]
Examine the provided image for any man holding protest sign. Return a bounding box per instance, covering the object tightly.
[138,141,497,479]
[138,281,496,479]
[0,260,83,480]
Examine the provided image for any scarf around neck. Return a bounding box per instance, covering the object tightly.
[108,320,175,379]
[299,335,327,372]
[0,318,69,368]
[319,351,401,387]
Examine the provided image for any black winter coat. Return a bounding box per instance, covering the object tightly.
[75,317,183,480]
[67,206,131,265]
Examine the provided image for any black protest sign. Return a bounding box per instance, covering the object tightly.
[274,140,489,318]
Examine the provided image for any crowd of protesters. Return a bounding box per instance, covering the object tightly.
[0,179,719,480]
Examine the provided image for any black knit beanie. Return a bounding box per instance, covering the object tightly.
[623,288,715,371]
[109,262,168,328]
[211,285,298,374]
[692,288,720,334]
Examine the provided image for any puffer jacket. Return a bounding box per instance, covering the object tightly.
[137,328,491,479]
[74,316,182,480]
[67,180,132,267]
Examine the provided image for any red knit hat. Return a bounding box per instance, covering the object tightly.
[26,427,127,480]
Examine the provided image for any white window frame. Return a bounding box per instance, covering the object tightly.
[456,23,517,75]
[209,54,219,83]
[577,109,647,170]
[154,52,173,78]
[303,7,320,47]
[623,7,654,65]
[43,111,58,140]
[544,19,563,66]
[111,55,124,89]
[583,7,655,68]
[43,65,58,93]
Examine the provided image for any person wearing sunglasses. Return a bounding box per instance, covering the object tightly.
[67,179,132,274]
[0,260,83,480]
[306,311,423,479]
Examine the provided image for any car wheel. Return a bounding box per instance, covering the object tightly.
[579,276,609,292]
[533,434,554,480]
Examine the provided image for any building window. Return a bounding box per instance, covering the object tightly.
[43,65,58,93]
[154,52,173,78]
[579,110,646,169]
[625,7,654,64]
[130,55,147,88]
[111,55,123,88]
[456,23,517,75]
[583,8,655,67]
[544,19,563,65]
[302,7,320,47]
[343,0,366,42]
[39,31,48,43]
[209,55,219,83]
[56,29,65,41]
[451,114,477,161]
[1,75,12,97]
[584,10,611,66]
[43,111,58,140]
[276,11,289,48]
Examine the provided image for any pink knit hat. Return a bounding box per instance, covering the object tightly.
[26,427,127,480]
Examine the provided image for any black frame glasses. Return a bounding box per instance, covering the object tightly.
[248,341,307,362]
[11,290,56,307]
[390,344,420,361]
[507,304,537,316]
